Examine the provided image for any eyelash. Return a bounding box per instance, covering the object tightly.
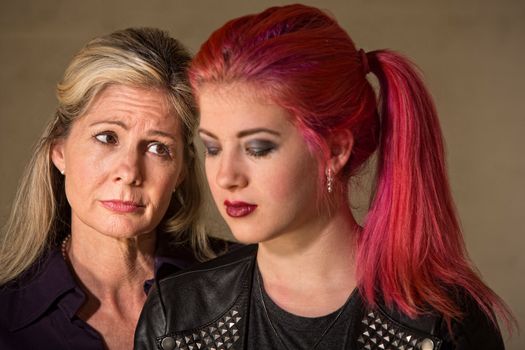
[204,147,220,157]
[147,142,172,158]
[203,146,276,158]
[92,131,173,159]
[93,131,118,145]
[245,147,275,158]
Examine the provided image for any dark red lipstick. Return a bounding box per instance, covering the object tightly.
[101,200,145,213]
[224,200,257,218]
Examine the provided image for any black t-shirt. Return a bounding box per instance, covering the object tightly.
[247,266,360,349]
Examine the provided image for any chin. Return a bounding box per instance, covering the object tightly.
[230,227,277,245]
[231,234,260,245]
[99,230,147,240]
[94,222,155,240]
[229,229,261,244]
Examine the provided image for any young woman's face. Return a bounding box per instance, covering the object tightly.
[51,84,185,239]
[198,84,322,244]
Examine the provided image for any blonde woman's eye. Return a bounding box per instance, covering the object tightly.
[94,132,117,144]
[148,142,171,157]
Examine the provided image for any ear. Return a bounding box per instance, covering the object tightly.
[326,129,353,175]
[50,138,67,174]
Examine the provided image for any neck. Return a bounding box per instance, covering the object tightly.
[256,203,359,317]
[64,228,155,350]
[66,229,156,300]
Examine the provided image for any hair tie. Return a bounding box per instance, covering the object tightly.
[358,49,370,75]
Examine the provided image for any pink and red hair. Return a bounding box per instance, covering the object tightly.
[189,4,513,329]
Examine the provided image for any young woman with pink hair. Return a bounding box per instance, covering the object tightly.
[135,4,513,349]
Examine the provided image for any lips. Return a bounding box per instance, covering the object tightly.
[100,200,145,213]
[224,200,257,218]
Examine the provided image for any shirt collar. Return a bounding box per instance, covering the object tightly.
[6,237,197,331]
[5,249,77,331]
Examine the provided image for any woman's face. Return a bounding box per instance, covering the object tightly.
[51,84,185,239]
[198,84,322,244]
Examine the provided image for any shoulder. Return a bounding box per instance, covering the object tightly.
[158,243,255,286]
[142,245,255,318]
[155,244,256,304]
[154,234,239,277]
[0,249,76,340]
[135,244,256,349]
[355,294,444,350]
[363,291,505,350]
[439,293,505,350]
[0,252,50,319]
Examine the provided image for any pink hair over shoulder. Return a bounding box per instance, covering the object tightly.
[189,4,514,330]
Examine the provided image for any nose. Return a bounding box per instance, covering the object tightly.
[215,149,248,191]
[114,146,143,186]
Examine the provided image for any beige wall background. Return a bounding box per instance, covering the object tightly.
[1,0,523,347]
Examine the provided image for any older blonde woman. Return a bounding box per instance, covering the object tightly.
[0,28,218,350]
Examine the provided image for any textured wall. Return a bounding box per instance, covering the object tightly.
[1,1,523,347]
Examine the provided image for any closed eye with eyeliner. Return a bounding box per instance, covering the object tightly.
[198,125,281,160]
[244,139,277,158]
[200,137,278,159]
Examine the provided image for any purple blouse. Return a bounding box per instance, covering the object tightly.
[0,240,201,350]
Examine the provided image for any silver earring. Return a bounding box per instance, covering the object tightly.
[60,169,65,175]
[326,168,333,193]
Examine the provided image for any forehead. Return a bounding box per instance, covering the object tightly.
[80,84,179,128]
[197,83,293,132]
[198,82,262,104]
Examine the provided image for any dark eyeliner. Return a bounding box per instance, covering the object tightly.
[202,141,221,157]
[245,140,277,158]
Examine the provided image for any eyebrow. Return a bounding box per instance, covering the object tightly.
[198,127,281,139]
[89,120,178,142]
[148,130,178,142]
[89,120,128,129]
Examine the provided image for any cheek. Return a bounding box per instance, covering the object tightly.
[149,158,184,199]
[64,148,107,196]
[263,169,295,200]
[150,166,178,195]
[262,156,318,204]
[203,157,216,181]
[156,185,175,213]
[205,162,221,198]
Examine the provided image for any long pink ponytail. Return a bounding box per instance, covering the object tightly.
[359,50,513,329]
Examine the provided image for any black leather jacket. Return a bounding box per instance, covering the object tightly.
[135,245,505,350]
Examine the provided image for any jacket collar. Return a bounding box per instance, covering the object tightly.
[153,244,258,333]
[5,236,197,332]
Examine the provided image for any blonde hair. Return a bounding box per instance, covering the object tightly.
[0,27,212,285]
